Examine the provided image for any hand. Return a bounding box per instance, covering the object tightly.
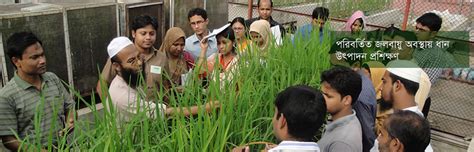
[174,86,185,93]
[59,117,74,136]
[262,143,278,152]
[200,38,209,51]
[231,146,249,152]
[204,101,221,111]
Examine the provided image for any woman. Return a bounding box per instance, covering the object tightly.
[159,27,194,86]
[231,17,251,52]
[249,20,271,54]
[198,24,239,86]
[344,10,366,34]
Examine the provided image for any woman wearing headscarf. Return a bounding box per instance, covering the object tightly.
[344,10,366,35]
[159,27,194,86]
[249,20,271,54]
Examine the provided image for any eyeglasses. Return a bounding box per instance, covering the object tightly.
[190,20,205,26]
[415,26,429,32]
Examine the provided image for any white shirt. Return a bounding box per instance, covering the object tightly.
[370,106,433,152]
[269,141,321,152]
[108,76,166,123]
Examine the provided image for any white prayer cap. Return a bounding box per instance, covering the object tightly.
[107,37,133,58]
[386,60,422,83]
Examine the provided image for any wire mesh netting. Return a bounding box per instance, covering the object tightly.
[228,0,473,139]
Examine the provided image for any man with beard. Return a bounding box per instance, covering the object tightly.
[107,37,218,122]
[370,60,432,152]
[0,32,75,151]
[377,110,430,152]
[97,15,169,101]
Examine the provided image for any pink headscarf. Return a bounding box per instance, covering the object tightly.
[344,10,366,32]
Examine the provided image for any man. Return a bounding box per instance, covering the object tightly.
[413,12,458,85]
[97,15,169,100]
[246,0,285,37]
[329,42,377,152]
[0,32,75,151]
[185,8,218,59]
[378,110,431,152]
[297,7,329,41]
[319,66,363,152]
[371,60,433,152]
[106,37,218,122]
[382,29,432,116]
[233,85,326,152]
[380,60,423,114]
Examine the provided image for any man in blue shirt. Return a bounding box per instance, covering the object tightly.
[185,8,218,60]
[297,7,329,41]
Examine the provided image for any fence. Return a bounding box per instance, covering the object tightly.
[228,0,472,40]
[0,1,165,96]
[228,0,473,146]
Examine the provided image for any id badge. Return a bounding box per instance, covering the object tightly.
[150,65,162,74]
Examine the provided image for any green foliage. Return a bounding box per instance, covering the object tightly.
[20,28,332,151]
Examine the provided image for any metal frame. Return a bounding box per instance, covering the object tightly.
[62,8,74,95]
[0,32,7,87]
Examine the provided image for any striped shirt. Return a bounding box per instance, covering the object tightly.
[268,141,321,152]
[0,72,74,146]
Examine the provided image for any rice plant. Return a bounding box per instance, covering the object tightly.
[15,27,332,151]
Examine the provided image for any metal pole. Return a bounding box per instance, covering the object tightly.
[169,0,174,27]
[62,8,75,99]
[0,32,9,86]
[401,0,412,31]
[248,0,253,19]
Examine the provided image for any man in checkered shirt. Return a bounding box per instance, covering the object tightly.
[412,12,460,85]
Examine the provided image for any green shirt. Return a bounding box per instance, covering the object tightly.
[0,72,74,146]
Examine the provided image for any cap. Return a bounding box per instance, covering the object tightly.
[386,60,422,83]
[107,36,133,58]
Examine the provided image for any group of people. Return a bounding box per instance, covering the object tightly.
[0,0,458,151]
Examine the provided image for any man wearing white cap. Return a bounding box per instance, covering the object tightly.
[97,15,169,101]
[106,37,219,122]
[371,60,433,152]
[380,60,423,114]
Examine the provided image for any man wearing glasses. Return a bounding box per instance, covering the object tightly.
[185,8,218,60]
[412,12,459,86]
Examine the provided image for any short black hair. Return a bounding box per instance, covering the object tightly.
[275,85,327,141]
[130,15,158,31]
[416,12,442,31]
[385,110,430,152]
[312,7,329,21]
[320,66,362,105]
[389,72,419,96]
[188,8,208,20]
[6,32,43,67]
[257,0,273,8]
[383,24,401,38]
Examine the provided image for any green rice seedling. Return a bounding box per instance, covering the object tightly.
[14,24,333,151]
